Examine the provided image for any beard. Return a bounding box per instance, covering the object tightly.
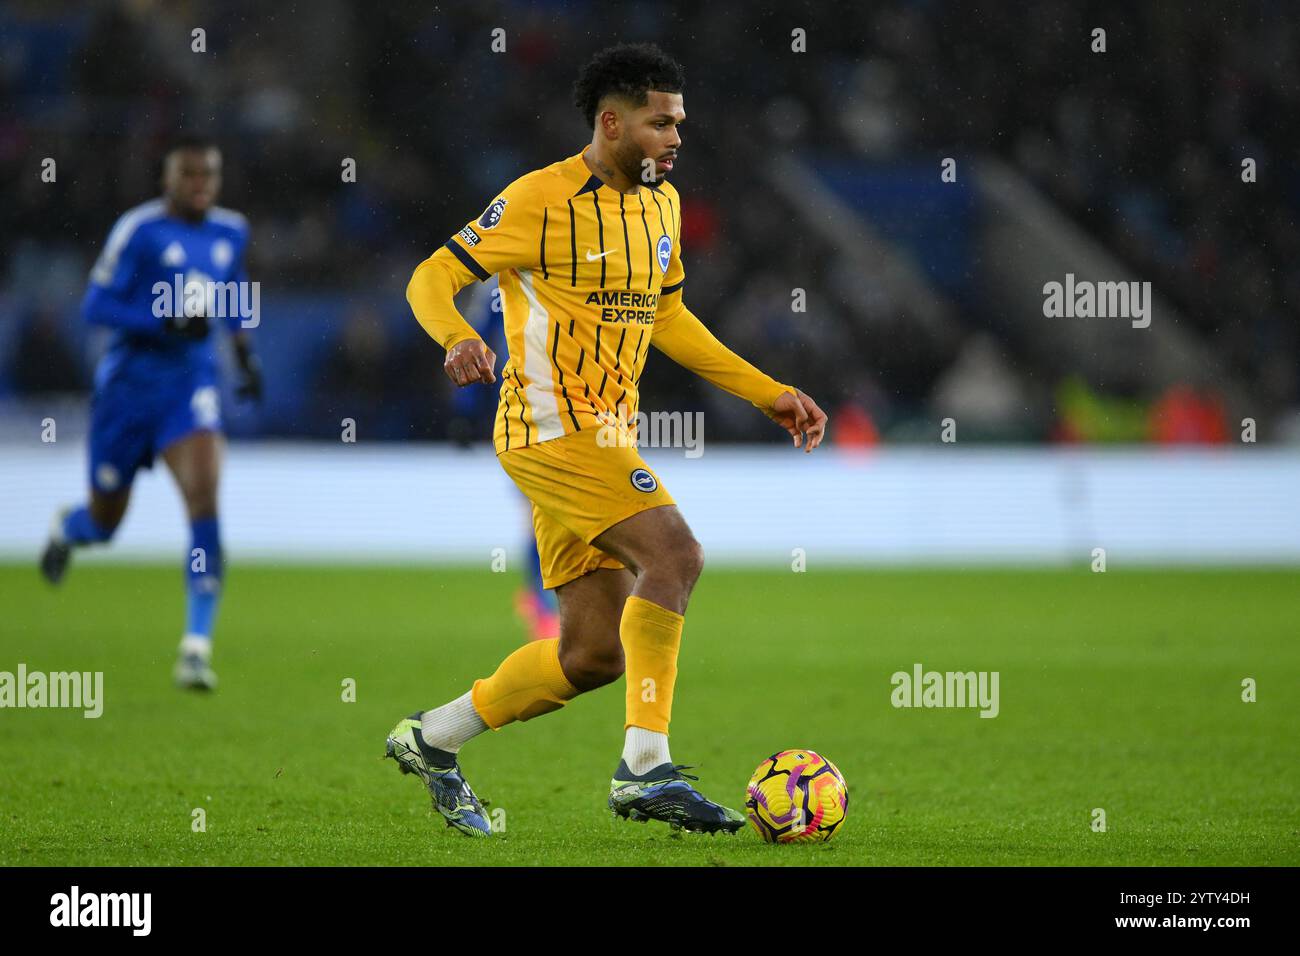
[614,139,662,186]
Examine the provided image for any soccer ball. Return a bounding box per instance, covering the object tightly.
[744,749,848,843]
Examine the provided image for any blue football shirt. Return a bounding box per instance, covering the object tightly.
[81,198,251,389]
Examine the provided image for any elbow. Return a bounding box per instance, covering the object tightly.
[406,257,439,310]
[405,261,421,303]
[405,264,422,309]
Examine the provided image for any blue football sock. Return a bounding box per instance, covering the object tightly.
[62,506,112,545]
[185,516,223,641]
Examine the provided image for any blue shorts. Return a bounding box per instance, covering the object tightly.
[88,374,222,494]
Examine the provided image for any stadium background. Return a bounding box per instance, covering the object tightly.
[0,0,1297,868]
[2,0,1297,561]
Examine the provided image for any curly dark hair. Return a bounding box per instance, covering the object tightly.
[157,133,219,178]
[572,43,685,130]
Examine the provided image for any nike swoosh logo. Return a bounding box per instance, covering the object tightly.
[586,249,616,261]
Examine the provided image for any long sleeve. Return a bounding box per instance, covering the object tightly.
[82,222,164,334]
[406,249,484,350]
[408,172,546,351]
[80,282,164,334]
[650,300,792,410]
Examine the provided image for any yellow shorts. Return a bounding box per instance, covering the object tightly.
[498,427,675,590]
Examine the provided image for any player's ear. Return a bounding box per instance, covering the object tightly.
[598,102,622,139]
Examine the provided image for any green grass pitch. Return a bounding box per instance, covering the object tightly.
[1,563,1296,866]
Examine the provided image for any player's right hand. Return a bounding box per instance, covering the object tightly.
[162,313,211,340]
[445,338,496,387]
[767,388,828,452]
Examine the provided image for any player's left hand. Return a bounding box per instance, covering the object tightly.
[767,389,828,452]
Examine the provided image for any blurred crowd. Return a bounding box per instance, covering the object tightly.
[2,0,1294,442]
[893,0,1300,432]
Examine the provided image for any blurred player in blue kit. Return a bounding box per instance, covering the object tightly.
[39,136,263,690]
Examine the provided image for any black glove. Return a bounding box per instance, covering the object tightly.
[162,312,210,340]
[234,342,263,402]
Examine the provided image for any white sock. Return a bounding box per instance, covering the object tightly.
[421,691,488,753]
[622,726,671,775]
[179,634,211,659]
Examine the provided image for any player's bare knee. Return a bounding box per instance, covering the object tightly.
[639,528,702,580]
[87,513,123,539]
[594,648,626,688]
[561,643,624,691]
[88,494,128,537]
[680,536,705,586]
[659,533,704,592]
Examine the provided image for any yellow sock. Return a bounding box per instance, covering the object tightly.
[620,595,684,733]
[470,638,579,729]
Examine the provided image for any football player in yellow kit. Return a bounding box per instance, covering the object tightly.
[387,43,827,836]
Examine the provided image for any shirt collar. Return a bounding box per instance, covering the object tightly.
[565,145,661,197]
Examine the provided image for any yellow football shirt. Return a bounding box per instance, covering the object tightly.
[408,145,791,453]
